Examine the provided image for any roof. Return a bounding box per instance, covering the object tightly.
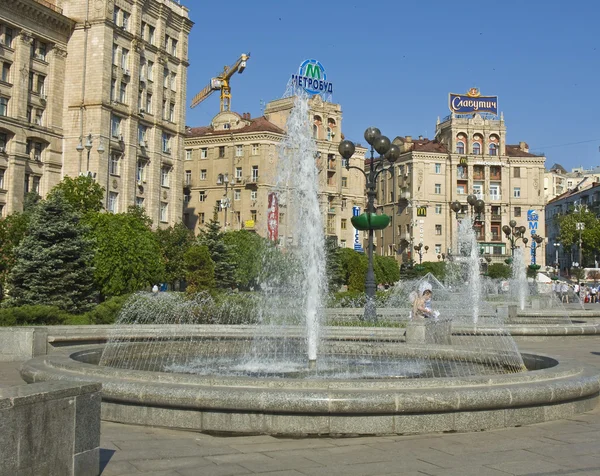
[505,144,544,158]
[548,163,567,174]
[546,181,600,205]
[186,116,284,138]
[393,136,449,154]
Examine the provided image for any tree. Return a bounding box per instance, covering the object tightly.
[184,245,215,294]
[6,192,97,313]
[223,230,267,290]
[49,175,105,215]
[374,255,400,285]
[556,207,600,267]
[339,248,367,292]
[486,263,512,280]
[197,210,235,289]
[156,223,195,285]
[88,208,164,297]
[325,237,345,291]
[0,212,32,300]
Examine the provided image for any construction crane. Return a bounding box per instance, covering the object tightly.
[190,53,250,112]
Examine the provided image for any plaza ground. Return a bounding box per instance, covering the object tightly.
[2,337,600,475]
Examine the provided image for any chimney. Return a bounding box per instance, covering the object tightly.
[519,141,529,153]
[418,135,423,140]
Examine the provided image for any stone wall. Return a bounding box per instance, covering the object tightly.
[0,327,47,362]
[0,380,101,476]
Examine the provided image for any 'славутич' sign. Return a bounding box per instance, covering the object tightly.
[449,88,498,115]
[291,59,333,96]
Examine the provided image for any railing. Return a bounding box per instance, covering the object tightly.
[490,174,501,180]
[473,173,485,180]
[489,194,502,201]
[34,0,63,14]
[490,214,502,221]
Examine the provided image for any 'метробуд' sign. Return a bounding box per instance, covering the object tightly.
[449,88,498,115]
[290,59,334,96]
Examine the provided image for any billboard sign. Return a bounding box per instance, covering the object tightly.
[352,206,364,253]
[528,210,539,264]
[449,88,498,115]
[267,192,279,242]
[290,59,334,96]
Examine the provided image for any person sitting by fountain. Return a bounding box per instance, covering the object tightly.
[411,283,440,320]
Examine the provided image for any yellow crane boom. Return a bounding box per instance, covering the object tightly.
[190,53,250,112]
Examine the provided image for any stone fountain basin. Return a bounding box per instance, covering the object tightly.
[21,337,600,436]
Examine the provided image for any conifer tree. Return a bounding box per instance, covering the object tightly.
[7,191,97,313]
[197,209,236,289]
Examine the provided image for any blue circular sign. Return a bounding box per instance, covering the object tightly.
[298,59,327,96]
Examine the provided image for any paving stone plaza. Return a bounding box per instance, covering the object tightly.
[2,333,600,476]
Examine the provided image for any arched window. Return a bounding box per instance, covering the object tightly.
[312,124,318,139]
[473,142,481,155]
[326,127,332,141]
[457,141,465,154]
[489,143,497,156]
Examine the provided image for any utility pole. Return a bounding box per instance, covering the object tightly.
[576,222,585,267]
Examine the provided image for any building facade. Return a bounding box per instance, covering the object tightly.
[377,110,546,266]
[0,0,192,226]
[183,95,367,247]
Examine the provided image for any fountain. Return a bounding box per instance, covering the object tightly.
[20,92,600,435]
[457,218,482,324]
[511,247,528,311]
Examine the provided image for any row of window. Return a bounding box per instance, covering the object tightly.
[185,144,263,160]
[110,80,176,121]
[112,45,178,88]
[111,115,174,153]
[0,23,48,61]
[428,182,523,199]
[456,142,498,156]
[107,190,169,222]
[0,169,41,193]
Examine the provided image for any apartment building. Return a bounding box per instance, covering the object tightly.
[0,0,192,226]
[377,110,546,265]
[184,95,367,247]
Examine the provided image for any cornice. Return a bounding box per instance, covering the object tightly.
[184,132,284,146]
[2,0,75,36]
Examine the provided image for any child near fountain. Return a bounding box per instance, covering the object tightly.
[410,283,440,320]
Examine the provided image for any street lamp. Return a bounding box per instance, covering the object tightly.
[530,233,544,266]
[339,127,401,321]
[76,133,105,177]
[414,243,428,264]
[554,242,561,277]
[502,219,528,257]
[218,173,231,229]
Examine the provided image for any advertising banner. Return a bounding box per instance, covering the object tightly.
[267,192,279,242]
[352,206,364,253]
[449,88,498,115]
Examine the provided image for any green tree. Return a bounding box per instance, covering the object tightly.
[223,230,267,290]
[88,208,164,297]
[486,263,512,280]
[156,222,194,285]
[0,212,31,300]
[6,192,97,313]
[49,175,105,215]
[197,210,235,289]
[184,245,216,294]
[325,237,345,291]
[557,207,600,266]
[339,248,367,292]
[374,255,400,285]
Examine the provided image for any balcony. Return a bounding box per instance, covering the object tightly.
[490,214,502,221]
[490,173,501,180]
[489,194,501,201]
[473,172,485,180]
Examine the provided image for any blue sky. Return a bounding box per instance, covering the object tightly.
[184,0,600,171]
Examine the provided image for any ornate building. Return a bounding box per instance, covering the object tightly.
[184,96,367,247]
[0,0,192,226]
[377,109,546,266]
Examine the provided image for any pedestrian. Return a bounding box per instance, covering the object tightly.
[560,282,569,304]
[152,284,159,294]
[411,283,440,320]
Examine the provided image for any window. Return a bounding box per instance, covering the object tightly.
[0,132,6,149]
[234,189,240,200]
[223,123,230,130]
[119,81,127,103]
[199,212,205,224]
[473,183,483,198]
[169,102,175,122]
[0,169,4,189]
[456,141,465,154]
[473,143,481,155]
[161,166,170,187]
[250,190,257,200]
[341,218,347,230]
[162,132,171,153]
[121,11,130,30]
[251,210,257,222]
[145,93,152,114]
[218,146,225,158]
[513,187,521,198]
[434,183,441,194]
[164,34,170,50]
[108,192,118,213]
[342,176,348,188]
[1,62,10,83]
[27,106,32,123]
[513,167,521,178]
[435,244,442,254]
[185,150,192,160]
[162,100,167,120]
[111,115,121,138]
[236,145,243,157]
[24,174,29,194]
[109,153,119,175]
[201,148,208,158]
[457,184,466,194]
[136,160,145,182]
[199,191,206,202]
[185,170,191,185]
[489,143,497,156]
[252,165,259,181]
[27,140,43,161]
[138,125,147,145]
[457,165,467,179]
[491,224,501,241]
[340,240,347,248]
[134,197,144,209]
[435,225,442,235]
[184,193,191,205]
[489,184,500,200]
[170,72,176,91]
[147,61,154,81]
[160,202,168,222]
[251,144,259,155]
[435,163,441,174]
[148,25,155,45]
[121,48,129,71]
[435,204,442,214]
[32,40,46,61]
[200,169,207,180]
[112,44,118,65]
[0,97,7,116]
[2,27,13,48]
[163,68,169,88]
[113,6,120,24]
[235,167,242,179]
[35,109,43,126]
[171,39,177,56]
[515,207,522,217]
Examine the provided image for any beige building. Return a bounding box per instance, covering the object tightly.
[0,0,192,226]
[184,95,367,247]
[377,112,547,265]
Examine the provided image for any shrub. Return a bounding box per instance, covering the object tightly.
[486,263,512,280]
[84,295,131,324]
[0,305,69,326]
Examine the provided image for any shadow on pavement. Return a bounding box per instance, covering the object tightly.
[100,448,116,474]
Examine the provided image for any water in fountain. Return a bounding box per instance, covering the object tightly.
[511,247,528,311]
[457,218,482,324]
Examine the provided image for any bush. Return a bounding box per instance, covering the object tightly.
[0,305,70,326]
[84,295,131,324]
[327,291,390,308]
[486,263,512,280]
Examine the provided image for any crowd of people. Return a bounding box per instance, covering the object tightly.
[552,281,600,304]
